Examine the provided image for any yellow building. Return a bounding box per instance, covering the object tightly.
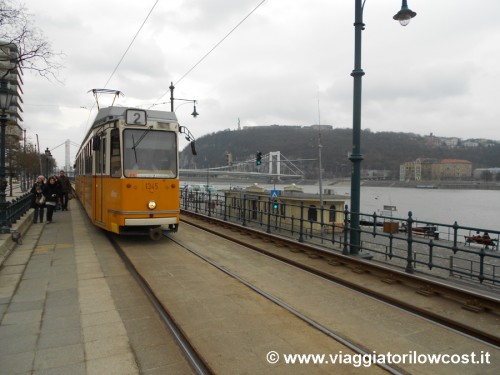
[433,159,472,179]
[400,158,472,181]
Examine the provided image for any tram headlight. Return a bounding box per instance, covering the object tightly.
[147,200,157,210]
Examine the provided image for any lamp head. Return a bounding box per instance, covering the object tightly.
[0,85,13,112]
[393,0,416,26]
[191,104,199,118]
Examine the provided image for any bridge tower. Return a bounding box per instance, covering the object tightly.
[65,139,71,172]
[268,151,281,177]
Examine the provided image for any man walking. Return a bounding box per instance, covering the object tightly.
[58,170,72,211]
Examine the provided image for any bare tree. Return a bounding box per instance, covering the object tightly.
[0,0,63,80]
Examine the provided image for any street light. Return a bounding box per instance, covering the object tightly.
[44,147,52,177]
[0,83,14,233]
[348,0,416,256]
[169,82,199,118]
[393,0,417,26]
[175,100,199,118]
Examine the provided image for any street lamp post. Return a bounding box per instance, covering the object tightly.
[348,0,416,255]
[44,148,52,177]
[169,82,199,118]
[0,84,14,233]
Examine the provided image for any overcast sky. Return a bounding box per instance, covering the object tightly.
[19,0,500,168]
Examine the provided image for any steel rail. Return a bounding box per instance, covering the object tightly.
[108,235,213,375]
[167,233,405,375]
[181,211,500,347]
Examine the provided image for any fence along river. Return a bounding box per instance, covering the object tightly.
[182,181,500,286]
[233,183,500,232]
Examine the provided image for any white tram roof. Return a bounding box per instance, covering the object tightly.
[92,106,178,128]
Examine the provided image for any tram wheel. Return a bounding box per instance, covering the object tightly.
[149,227,163,241]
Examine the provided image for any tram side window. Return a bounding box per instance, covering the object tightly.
[102,136,106,174]
[110,129,121,177]
[93,137,103,174]
[85,143,91,174]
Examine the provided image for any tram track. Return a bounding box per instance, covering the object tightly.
[107,227,391,374]
[108,234,212,375]
[181,211,500,347]
[105,217,498,374]
[109,230,401,374]
[166,233,406,375]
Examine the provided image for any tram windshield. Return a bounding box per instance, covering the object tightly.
[123,129,177,178]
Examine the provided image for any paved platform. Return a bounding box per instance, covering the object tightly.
[0,202,194,374]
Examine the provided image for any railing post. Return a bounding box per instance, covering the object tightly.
[452,221,459,254]
[478,247,485,284]
[266,198,271,234]
[242,194,247,226]
[298,201,304,243]
[405,211,415,274]
[320,205,325,243]
[428,240,434,270]
[342,205,349,255]
[207,191,212,217]
[223,193,227,221]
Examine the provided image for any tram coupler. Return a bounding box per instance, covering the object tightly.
[149,227,163,241]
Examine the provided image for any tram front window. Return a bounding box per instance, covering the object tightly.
[123,129,177,178]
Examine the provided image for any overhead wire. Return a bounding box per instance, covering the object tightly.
[151,0,267,107]
[102,0,160,89]
[83,0,160,125]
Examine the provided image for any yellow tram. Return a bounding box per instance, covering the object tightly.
[74,106,195,239]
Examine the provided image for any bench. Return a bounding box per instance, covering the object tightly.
[412,226,438,239]
[465,236,497,248]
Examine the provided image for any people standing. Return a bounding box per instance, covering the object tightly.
[58,170,72,211]
[30,175,46,224]
[43,176,62,224]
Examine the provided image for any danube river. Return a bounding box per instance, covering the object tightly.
[212,182,500,232]
[329,185,500,231]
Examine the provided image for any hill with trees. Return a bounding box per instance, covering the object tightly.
[180,125,500,180]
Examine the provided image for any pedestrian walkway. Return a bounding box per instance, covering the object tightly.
[0,195,195,374]
[0,203,142,374]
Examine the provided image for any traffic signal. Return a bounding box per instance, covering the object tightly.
[272,198,279,210]
[226,152,233,166]
[256,152,262,166]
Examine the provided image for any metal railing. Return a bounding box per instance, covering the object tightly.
[2,192,33,230]
[181,190,500,286]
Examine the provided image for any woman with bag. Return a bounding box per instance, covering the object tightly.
[31,175,46,224]
[43,176,62,224]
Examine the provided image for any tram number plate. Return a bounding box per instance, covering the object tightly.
[145,182,159,192]
[126,109,147,125]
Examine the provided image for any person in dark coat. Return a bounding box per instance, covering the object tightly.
[58,170,72,210]
[42,176,62,223]
[30,175,46,224]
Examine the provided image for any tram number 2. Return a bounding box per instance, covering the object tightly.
[126,109,147,125]
[145,182,159,192]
